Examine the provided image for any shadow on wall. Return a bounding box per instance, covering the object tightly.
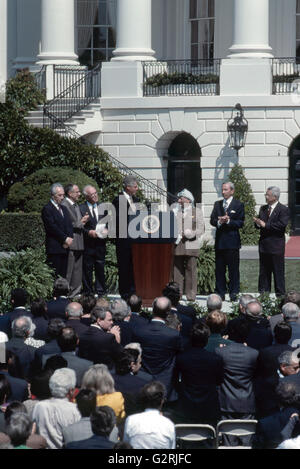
[214,137,238,196]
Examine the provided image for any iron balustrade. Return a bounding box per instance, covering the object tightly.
[143,59,220,96]
[33,66,46,93]
[272,57,300,94]
[43,64,101,130]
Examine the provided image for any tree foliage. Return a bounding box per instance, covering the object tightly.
[229,164,259,245]
[7,167,100,213]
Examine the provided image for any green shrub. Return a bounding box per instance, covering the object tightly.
[0,247,54,315]
[7,167,100,213]
[6,68,46,115]
[145,72,219,87]
[105,241,119,293]
[0,71,123,199]
[229,164,260,246]
[197,242,215,294]
[0,213,44,251]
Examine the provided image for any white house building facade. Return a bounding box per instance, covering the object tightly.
[1,0,300,236]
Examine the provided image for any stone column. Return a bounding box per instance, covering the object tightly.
[228,0,273,57]
[112,0,155,61]
[37,0,78,64]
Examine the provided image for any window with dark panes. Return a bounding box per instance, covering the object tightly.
[190,0,215,60]
[76,0,116,67]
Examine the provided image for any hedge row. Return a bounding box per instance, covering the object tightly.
[0,213,44,251]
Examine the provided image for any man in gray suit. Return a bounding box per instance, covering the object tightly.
[62,184,89,297]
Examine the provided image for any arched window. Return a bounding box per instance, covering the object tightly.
[76,0,116,66]
[167,133,202,203]
[189,0,215,60]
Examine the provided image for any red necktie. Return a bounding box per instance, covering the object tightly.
[267,206,271,219]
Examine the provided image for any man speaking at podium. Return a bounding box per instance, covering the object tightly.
[112,176,140,300]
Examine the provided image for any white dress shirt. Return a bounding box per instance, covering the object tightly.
[123,408,176,449]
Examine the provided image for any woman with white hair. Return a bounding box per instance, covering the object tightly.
[172,189,205,301]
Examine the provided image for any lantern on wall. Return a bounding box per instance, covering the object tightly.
[227,103,248,154]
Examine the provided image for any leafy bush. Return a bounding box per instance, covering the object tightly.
[197,242,215,294]
[0,248,54,315]
[0,71,123,199]
[145,72,219,87]
[229,164,260,246]
[104,241,119,293]
[6,68,45,115]
[0,213,44,251]
[7,167,100,213]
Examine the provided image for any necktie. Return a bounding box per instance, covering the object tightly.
[58,206,64,217]
[267,205,272,219]
[93,204,98,222]
[223,200,228,213]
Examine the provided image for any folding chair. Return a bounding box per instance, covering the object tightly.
[175,424,217,449]
[216,419,257,449]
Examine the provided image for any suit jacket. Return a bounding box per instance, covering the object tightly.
[112,372,148,416]
[174,206,205,256]
[65,434,114,449]
[257,202,290,254]
[62,417,93,446]
[41,201,73,254]
[131,320,182,398]
[112,192,140,240]
[1,370,29,402]
[41,351,92,387]
[246,318,273,351]
[210,198,245,250]
[78,325,124,369]
[253,407,300,449]
[256,343,294,378]
[5,339,36,379]
[46,297,69,321]
[79,201,107,254]
[176,346,223,422]
[64,319,88,340]
[215,342,259,413]
[61,199,84,251]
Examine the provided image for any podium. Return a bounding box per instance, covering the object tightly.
[128,211,177,307]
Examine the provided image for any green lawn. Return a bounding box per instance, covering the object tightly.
[239,260,300,293]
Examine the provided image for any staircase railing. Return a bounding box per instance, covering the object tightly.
[43,64,101,130]
[41,63,176,205]
[49,122,176,205]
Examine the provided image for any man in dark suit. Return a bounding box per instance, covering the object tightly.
[215,317,258,445]
[112,176,139,300]
[34,318,65,372]
[112,349,149,416]
[80,185,107,297]
[41,183,73,278]
[210,181,245,301]
[61,184,89,297]
[254,186,290,297]
[6,316,36,379]
[78,306,123,370]
[253,379,300,449]
[65,406,115,449]
[175,321,223,425]
[56,327,93,387]
[131,297,182,400]
[46,278,70,320]
[0,289,32,337]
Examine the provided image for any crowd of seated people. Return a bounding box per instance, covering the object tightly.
[0,281,300,449]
